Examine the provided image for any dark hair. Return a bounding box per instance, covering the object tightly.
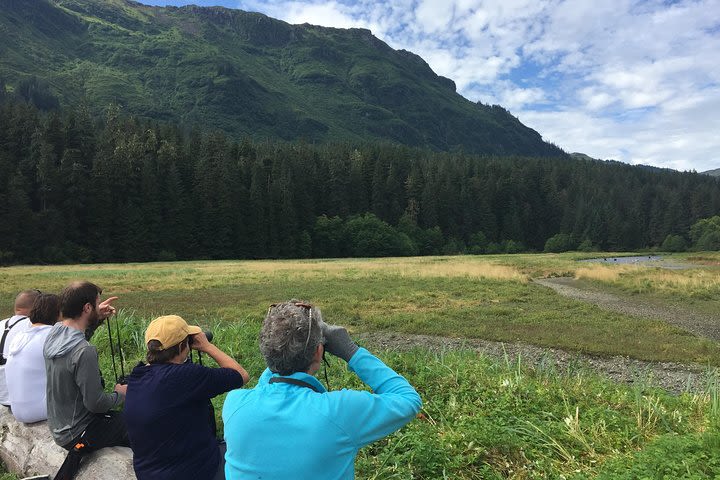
[61,281,102,319]
[30,294,61,326]
[146,337,189,364]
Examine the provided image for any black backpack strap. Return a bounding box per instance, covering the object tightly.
[269,376,322,393]
[0,316,27,366]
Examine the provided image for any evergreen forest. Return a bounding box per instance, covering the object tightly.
[1,100,719,264]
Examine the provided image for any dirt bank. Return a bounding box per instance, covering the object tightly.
[356,275,719,395]
[534,277,720,340]
[357,331,714,395]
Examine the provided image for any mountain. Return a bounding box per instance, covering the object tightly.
[702,168,720,177]
[570,152,596,161]
[0,0,564,156]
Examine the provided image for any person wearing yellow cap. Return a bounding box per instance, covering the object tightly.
[124,315,249,480]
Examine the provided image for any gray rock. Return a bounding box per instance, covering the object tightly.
[0,408,135,479]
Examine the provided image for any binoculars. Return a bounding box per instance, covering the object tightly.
[188,330,214,345]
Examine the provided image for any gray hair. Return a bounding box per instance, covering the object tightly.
[260,300,324,375]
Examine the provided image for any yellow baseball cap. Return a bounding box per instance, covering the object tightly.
[145,315,202,350]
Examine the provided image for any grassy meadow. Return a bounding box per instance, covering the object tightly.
[571,253,720,315]
[1,253,719,478]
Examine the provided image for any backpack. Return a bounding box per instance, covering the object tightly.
[0,316,28,366]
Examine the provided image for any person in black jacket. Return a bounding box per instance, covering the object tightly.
[124,314,249,480]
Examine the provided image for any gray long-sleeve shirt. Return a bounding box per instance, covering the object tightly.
[43,323,122,446]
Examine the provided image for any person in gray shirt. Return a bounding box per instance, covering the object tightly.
[44,280,126,480]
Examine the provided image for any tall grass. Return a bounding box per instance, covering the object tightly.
[575,265,639,282]
[90,312,719,478]
[0,466,16,480]
[576,265,720,299]
[1,252,719,478]
[2,256,719,365]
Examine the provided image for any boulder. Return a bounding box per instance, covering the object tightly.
[0,408,135,479]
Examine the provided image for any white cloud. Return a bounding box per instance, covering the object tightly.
[415,0,455,33]
[493,84,547,110]
[519,84,720,171]
[239,1,363,28]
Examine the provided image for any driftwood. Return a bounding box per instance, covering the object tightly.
[0,408,135,479]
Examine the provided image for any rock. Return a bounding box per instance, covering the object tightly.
[0,408,135,479]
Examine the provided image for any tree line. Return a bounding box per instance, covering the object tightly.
[659,216,720,252]
[1,100,719,264]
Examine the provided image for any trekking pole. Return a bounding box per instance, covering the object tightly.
[106,318,119,384]
[114,313,126,382]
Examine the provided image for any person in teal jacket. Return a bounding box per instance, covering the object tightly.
[222,300,422,480]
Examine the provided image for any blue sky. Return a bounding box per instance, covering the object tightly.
[139,0,720,172]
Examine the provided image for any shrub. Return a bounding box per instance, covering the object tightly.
[468,231,489,254]
[442,237,466,255]
[0,250,14,266]
[503,240,525,254]
[419,226,444,255]
[312,215,344,257]
[344,213,415,257]
[544,233,576,253]
[577,239,595,252]
[690,215,720,249]
[661,234,687,252]
[486,242,503,254]
[696,231,720,251]
[156,250,177,262]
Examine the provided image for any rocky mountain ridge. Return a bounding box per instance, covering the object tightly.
[0,0,565,156]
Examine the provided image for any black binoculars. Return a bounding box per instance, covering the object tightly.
[188,330,213,345]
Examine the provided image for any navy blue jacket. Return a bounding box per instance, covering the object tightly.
[125,362,244,480]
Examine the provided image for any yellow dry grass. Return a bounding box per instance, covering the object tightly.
[0,256,528,295]
[573,261,720,298]
[191,257,528,282]
[627,269,720,294]
[574,265,640,282]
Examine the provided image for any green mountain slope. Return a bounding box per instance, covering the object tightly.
[702,168,720,177]
[0,0,564,156]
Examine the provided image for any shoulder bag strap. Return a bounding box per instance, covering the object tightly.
[269,376,322,393]
[0,316,28,366]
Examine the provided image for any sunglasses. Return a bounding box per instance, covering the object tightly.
[268,301,316,350]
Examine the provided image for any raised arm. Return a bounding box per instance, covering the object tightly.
[321,322,422,447]
[190,331,250,385]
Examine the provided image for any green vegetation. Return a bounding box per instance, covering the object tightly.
[691,216,720,251]
[0,0,563,156]
[1,255,719,478]
[544,233,577,253]
[1,101,719,265]
[660,216,720,253]
[1,254,719,365]
[0,464,16,480]
[571,252,720,317]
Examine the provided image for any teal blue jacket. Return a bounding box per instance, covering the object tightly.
[222,347,422,479]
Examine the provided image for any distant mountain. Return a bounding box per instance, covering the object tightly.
[573,153,719,177]
[0,0,565,157]
[570,152,596,161]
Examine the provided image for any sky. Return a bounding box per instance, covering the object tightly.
[139,0,720,172]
